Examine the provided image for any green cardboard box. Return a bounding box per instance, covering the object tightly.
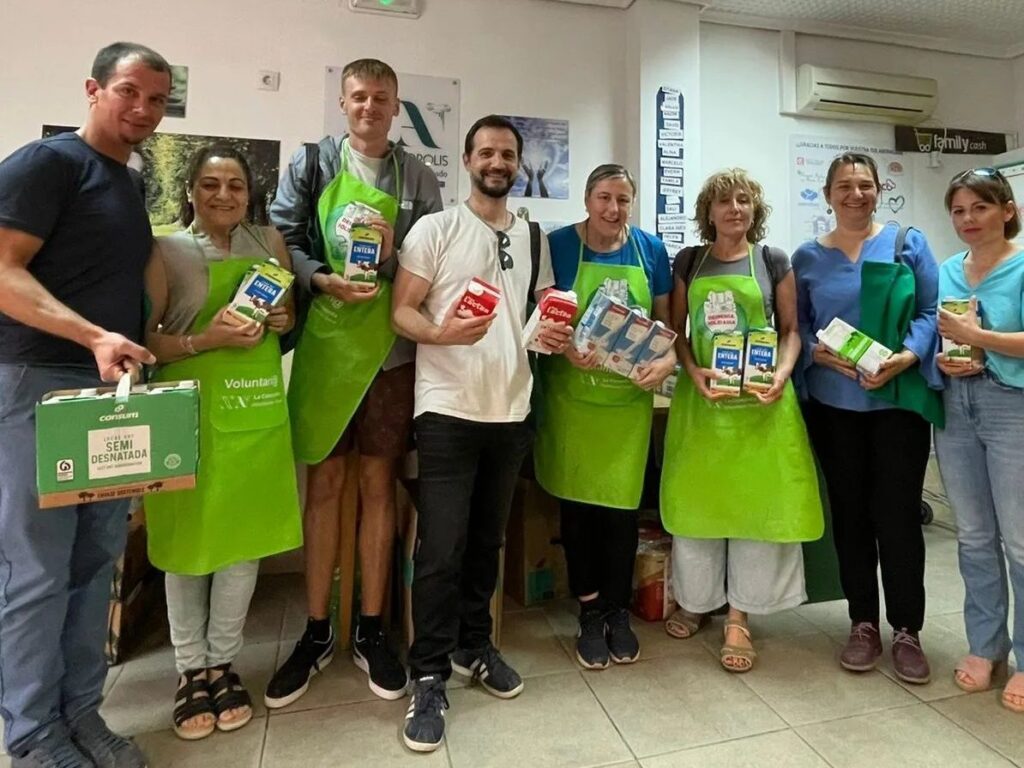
[36,378,199,509]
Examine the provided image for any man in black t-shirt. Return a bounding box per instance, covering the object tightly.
[0,42,170,768]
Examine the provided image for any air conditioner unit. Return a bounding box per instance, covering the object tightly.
[348,0,421,18]
[796,65,937,125]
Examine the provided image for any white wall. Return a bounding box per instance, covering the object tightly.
[0,0,626,226]
[700,23,1018,260]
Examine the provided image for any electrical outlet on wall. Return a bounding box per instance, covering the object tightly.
[258,70,280,91]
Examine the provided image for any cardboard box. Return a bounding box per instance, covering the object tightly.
[743,328,778,393]
[815,317,892,375]
[36,378,199,509]
[710,332,744,395]
[106,500,164,665]
[226,260,295,325]
[504,479,569,607]
[632,523,674,622]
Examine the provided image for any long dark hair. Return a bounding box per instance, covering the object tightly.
[177,144,257,226]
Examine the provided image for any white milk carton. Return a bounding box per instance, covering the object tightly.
[742,328,778,394]
[605,311,655,376]
[710,332,744,396]
[574,291,632,363]
[628,322,678,381]
[815,317,893,376]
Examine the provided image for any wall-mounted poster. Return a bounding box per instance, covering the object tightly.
[42,126,280,234]
[167,65,189,119]
[323,68,461,206]
[655,87,685,256]
[504,116,569,200]
[790,135,915,248]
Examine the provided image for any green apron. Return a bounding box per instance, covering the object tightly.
[146,251,303,576]
[660,245,823,542]
[860,261,945,428]
[288,143,401,463]
[533,227,654,510]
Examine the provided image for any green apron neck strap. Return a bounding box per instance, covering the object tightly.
[576,224,647,280]
[341,138,401,198]
[693,241,754,280]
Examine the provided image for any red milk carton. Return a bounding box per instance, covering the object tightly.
[522,289,578,354]
[456,277,501,318]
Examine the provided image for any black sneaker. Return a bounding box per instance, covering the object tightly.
[69,710,145,768]
[264,624,335,709]
[606,608,640,664]
[402,675,448,753]
[353,626,409,700]
[13,737,93,768]
[576,607,610,670]
[451,643,524,698]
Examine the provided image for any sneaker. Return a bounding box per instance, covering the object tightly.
[402,675,449,753]
[839,621,882,672]
[576,607,610,670]
[264,623,336,709]
[12,737,94,768]
[892,628,931,684]
[69,711,145,768]
[606,608,640,664]
[353,626,409,700]
[451,643,524,699]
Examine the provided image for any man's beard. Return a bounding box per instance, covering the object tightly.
[471,171,514,199]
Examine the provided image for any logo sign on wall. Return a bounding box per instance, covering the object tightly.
[894,126,1007,156]
[324,68,460,206]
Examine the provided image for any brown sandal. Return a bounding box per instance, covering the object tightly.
[720,621,756,673]
[665,608,709,639]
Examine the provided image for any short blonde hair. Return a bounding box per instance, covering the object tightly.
[693,168,771,244]
[341,58,398,95]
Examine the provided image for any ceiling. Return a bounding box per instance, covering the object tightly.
[544,0,1024,58]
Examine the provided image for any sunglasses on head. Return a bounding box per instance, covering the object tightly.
[496,230,513,271]
[953,167,1008,184]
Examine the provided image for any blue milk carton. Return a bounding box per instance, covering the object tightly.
[574,291,632,364]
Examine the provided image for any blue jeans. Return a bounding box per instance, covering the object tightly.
[0,365,130,756]
[935,373,1024,669]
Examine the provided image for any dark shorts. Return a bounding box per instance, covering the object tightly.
[329,362,415,459]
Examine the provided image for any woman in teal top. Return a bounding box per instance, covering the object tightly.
[934,167,1024,714]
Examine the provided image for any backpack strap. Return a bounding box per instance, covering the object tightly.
[893,225,911,265]
[528,221,541,298]
[681,245,703,286]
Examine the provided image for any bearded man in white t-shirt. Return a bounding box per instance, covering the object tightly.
[393,114,573,753]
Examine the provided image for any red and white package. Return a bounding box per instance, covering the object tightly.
[522,289,578,354]
[455,277,501,318]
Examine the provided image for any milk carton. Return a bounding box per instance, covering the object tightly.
[657,365,681,398]
[225,259,295,326]
[940,298,979,365]
[628,321,677,381]
[710,332,744,395]
[343,224,383,287]
[574,291,632,363]
[456,277,501,318]
[815,317,893,376]
[523,289,578,354]
[743,328,778,393]
[605,311,655,376]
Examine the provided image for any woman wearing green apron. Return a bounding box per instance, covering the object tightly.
[535,165,676,670]
[661,169,823,673]
[144,146,302,740]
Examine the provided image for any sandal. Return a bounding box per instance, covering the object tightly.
[720,620,756,673]
[665,608,709,639]
[1003,672,1024,714]
[953,655,1007,693]
[208,663,254,732]
[173,669,216,741]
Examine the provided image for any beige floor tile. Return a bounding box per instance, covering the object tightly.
[133,719,265,768]
[737,634,916,726]
[932,690,1024,765]
[585,653,784,757]
[798,703,1015,767]
[446,671,631,768]
[263,699,448,768]
[640,730,829,768]
[793,599,852,640]
[499,608,577,678]
[101,640,278,736]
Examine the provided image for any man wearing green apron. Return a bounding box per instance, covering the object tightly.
[392,115,570,753]
[266,59,442,707]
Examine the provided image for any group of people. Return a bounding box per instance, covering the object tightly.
[0,39,1022,768]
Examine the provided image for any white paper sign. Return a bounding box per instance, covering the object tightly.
[88,426,152,480]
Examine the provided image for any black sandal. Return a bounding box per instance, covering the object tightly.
[208,663,254,732]
[173,669,216,741]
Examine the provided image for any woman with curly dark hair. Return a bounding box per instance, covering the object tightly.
[660,169,823,672]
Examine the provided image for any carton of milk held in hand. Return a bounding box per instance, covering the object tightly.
[628,322,678,382]
[710,332,744,396]
[574,291,631,363]
[344,224,383,287]
[456,277,501,318]
[605,311,655,376]
[523,289,578,354]
[742,328,778,393]
[815,317,892,376]
[226,259,294,325]
[940,298,980,365]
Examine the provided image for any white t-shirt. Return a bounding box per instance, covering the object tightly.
[399,203,555,423]
[345,143,384,186]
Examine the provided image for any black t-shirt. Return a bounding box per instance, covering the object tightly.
[0,133,151,367]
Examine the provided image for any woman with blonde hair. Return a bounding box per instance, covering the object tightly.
[661,168,823,672]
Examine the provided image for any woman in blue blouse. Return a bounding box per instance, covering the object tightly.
[792,153,941,685]
[934,168,1024,714]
